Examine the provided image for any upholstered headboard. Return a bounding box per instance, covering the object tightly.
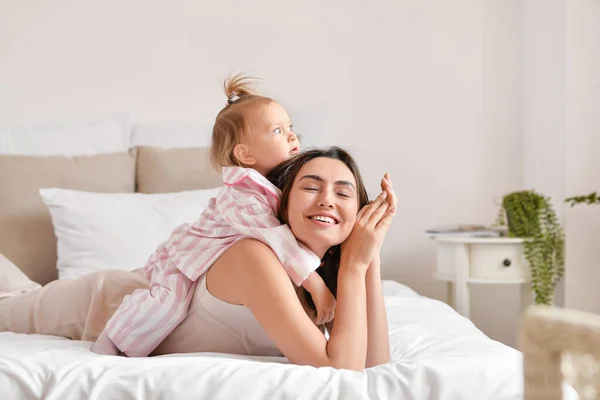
[0,116,222,285]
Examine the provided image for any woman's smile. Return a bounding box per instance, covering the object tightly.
[306,213,340,227]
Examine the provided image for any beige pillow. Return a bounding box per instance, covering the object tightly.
[136,146,222,194]
[0,150,137,285]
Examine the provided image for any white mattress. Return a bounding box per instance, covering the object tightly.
[0,280,577,400]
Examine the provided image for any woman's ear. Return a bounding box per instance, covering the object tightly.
[233,144,256,166]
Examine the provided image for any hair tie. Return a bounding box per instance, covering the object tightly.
[226,92,240,106]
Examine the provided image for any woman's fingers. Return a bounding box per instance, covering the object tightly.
[380,173,397,215]
[380,196,397,224]
[386,187,397,214]
[355,203,368,221]
[367,200,389,229]
[381,174,393,195]
[373,173,396,232]
[376,207,395,232]
[355,172,396,234]
[324,311,332,324]
[358,192,387,223]
[380,173,391,189]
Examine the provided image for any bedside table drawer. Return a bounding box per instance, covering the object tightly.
[429,236,530,319]
[469,244,529,281]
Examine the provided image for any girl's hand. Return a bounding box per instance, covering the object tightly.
[312,285,336,325]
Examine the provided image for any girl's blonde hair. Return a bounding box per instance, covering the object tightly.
[210,73,274,169]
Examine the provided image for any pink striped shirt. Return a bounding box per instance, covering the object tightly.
[104,166,321,356]
[164,166,321,285]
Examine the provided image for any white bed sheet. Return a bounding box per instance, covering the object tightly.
[0,280,578,400]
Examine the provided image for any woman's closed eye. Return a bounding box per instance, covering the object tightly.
[304,188,351,199]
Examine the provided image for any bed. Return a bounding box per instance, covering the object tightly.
[0,281,531,400]
[0,116,578,399]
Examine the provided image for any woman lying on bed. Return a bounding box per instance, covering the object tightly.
[0,146,397,371]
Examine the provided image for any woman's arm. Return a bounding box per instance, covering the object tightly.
[324,254,390,369]
[327,260,368,369]
[364,172,396,367]
[324,250,391,370]
[233,239,369,371]
[365,253,390,367]
[232,189,392,370]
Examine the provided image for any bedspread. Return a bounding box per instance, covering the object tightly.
[0,280,578,400]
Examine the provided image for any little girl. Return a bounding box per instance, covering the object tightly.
[93,74,336,357]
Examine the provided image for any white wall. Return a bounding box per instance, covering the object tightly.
[470,0,524,346]
[564,0,600,314]
[1,0,596,347]
[522,0,567,308]
[522,0,600,315]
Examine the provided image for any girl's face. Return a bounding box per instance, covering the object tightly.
[285,157,360,258]
[246,101,300,176]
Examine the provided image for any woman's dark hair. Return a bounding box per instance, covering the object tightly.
[267,146,370,313]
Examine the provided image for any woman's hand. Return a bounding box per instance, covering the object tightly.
[340,172,397,270]
[380,172,398,221]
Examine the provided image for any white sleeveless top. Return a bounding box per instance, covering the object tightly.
[152,274,282,357]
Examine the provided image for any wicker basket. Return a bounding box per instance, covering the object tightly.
[520,305,600,399]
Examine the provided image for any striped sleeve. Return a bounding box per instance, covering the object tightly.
[217,180,321,286]
[104,259,196,357]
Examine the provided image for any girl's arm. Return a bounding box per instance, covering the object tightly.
[301,271,336,325]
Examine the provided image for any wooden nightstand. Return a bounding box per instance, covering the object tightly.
[429,236,532,319]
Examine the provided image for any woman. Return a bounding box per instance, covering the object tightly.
[0,147,396,371]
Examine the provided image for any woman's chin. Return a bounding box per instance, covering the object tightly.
[303,235,340,258]
[296,223,346,257]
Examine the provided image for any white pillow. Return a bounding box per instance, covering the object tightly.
[0,115,130,156]
[39,188,222,280]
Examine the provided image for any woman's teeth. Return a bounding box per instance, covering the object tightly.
[310,216,335,224]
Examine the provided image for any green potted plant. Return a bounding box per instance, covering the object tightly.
[565,191,600,207]
[495,190,565,305]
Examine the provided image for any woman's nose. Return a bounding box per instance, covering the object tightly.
[318,192,334,209]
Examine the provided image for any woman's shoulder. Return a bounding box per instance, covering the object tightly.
[207,238,297,307]
[211,238,288,284]
[228,238,279,262]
